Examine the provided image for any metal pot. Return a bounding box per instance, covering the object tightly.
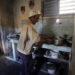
[54,38,63,46]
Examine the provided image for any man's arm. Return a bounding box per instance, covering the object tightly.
[28,26,40,45]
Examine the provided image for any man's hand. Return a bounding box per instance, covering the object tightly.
[35,38,53,45]
[35,40,46,46]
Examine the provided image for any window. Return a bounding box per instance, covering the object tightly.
[59,0,75,14]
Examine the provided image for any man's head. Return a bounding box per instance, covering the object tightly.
[21,6,25,14]
[29,10,41,24]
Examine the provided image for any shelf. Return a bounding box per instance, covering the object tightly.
[32,54,69,63]
[40,69,49,74]
[43,55,69,63]
[40,69,56,75]
[42,44,71,53]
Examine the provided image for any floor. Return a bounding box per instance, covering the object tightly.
[0,56,21,75]
[0,56,49,75]
[0,51,68,75]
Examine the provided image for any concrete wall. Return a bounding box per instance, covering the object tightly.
[71,15,75,75]
[13,0,41,31]
[0,0,15,53]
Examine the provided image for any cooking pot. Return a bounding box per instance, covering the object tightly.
[54,37,63,46]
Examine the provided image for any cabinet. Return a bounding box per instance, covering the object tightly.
[32,45,71,75]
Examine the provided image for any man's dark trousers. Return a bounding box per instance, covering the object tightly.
[19,52,33,75]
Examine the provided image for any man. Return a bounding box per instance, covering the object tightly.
[17,10,41,75]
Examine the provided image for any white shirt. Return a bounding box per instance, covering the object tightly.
[17,21,40,55]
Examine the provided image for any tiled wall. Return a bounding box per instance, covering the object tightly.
[34,15,74,38]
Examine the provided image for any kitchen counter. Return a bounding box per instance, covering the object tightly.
[42,44,71,53]
[7,38,71,62]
